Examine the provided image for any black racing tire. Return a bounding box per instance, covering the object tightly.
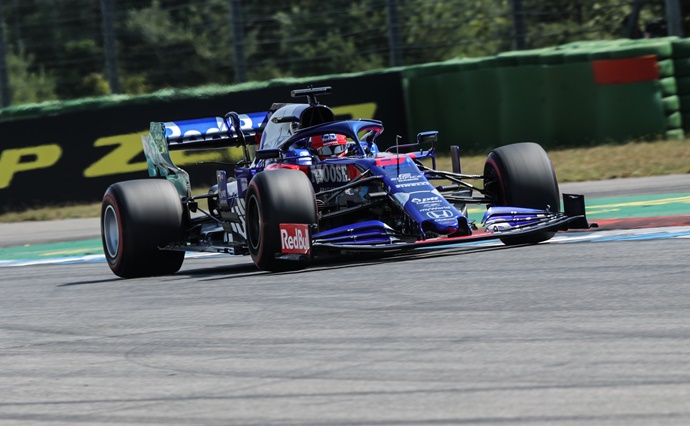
[101,179,187,278]
[245,169,317,271]
[483,142,560,245]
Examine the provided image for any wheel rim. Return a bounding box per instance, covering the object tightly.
[103,204,120,259]
[247,194,261,252]
[483,162,504,206]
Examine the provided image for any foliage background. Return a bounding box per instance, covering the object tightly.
[1,0,683,105]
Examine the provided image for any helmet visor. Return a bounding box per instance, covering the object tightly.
[318,143,347,157]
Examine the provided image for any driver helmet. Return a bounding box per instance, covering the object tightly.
[310,133,348,159]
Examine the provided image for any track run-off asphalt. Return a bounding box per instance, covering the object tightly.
[0,174,689,425]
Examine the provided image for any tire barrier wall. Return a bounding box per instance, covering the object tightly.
[0,71,408,212]
[672,38,690,134]
[404,38,685,153]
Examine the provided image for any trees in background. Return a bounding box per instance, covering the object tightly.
[0,0,681,105]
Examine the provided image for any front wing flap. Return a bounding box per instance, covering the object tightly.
[312,194,593,253]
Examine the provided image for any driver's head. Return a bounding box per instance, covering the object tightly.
[310,133,348,159]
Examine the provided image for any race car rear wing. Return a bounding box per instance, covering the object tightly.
[157,111,268,151]
[143,111,268,199]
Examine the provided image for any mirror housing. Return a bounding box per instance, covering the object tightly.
[255,148,282,160]
[417,131,438,145]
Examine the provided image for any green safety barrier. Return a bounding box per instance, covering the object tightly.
[663,95,680,113]
[679,95,690,112]
[672,38,690,57]
[658,59,676,78]
[458,68,502,150]
[596,82,665,141]
[676,76,690,93]
[403,67,501,153]
[542,62,599,147]
[660,77,678,96]
[404,38,682,151]
[608,41,673,59]
[497,65,549,146]
[666,110,682,129]
[673,57,690,77]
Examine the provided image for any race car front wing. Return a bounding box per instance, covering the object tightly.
[310,193,594,253]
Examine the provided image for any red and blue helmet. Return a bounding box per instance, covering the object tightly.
[311,133,348,159]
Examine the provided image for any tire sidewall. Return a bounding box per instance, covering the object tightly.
[484,154,508,206]
[244,169,317,271]
[485,142,559,211]
[246,180,272,266]
[101,190,125,271]
[100,179,186,278]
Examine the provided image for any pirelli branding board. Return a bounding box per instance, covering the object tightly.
[0,72,407,212]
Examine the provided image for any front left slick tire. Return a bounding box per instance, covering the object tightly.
[483,142,560,245]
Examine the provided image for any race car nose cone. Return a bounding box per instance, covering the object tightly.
[423,218,459,235]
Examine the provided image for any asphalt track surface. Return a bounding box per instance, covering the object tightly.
[1,175,690,425]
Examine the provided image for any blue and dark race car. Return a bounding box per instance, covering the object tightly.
[101,86,592,278]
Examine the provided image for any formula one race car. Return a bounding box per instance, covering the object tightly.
[101,86,591,278]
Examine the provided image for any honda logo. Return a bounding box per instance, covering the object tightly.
[426,210,454,219]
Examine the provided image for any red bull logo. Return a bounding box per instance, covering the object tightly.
[280,223,311,254]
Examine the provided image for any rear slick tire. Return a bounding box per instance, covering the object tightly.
[245,169,317,271]
[483,142,560,245]
[101,179,186,278]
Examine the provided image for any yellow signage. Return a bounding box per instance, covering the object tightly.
[0,102,378,188]
[0,145,62,189]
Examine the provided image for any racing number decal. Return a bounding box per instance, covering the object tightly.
[0,144,62,189]
[279,223,310,255]
[376,156,404,167]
